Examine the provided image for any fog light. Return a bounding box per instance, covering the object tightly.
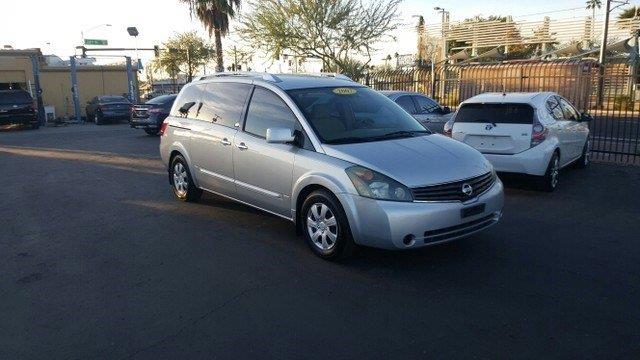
[403,234,415,246]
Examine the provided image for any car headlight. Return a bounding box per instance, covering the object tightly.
[345,166,413,202]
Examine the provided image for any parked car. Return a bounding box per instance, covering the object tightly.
[160,73,503,260]
[381,91,452,133]
[446,92,591,191]
[0,89,39,129]
[130,94,177,135]
[85,95,132,125]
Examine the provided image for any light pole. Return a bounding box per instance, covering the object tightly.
[127,27,140,70]
[434,7,450,62]
[80,24,111,45]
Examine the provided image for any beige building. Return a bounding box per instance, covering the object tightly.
[0,49,139,119]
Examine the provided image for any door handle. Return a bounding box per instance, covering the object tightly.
[236,142,248,150]
[220,138,231,146]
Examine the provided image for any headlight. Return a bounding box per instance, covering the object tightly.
[345,166,413,202]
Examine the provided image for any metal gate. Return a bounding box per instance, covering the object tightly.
[362,60,640,165]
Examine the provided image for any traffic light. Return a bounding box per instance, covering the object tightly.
[154,45,160,57]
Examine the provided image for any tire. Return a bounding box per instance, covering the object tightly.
[144,128,159,136]
[575,138,590,169]
[94,112,103,125]
[301,190,356,260]
[169,155,202,202]
[539,152,560,192]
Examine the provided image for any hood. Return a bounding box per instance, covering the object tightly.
[322,134,491,188]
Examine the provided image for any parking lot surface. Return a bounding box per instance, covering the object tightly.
[1,124,639,359]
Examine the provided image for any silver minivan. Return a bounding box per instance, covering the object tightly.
[159,73,504,260]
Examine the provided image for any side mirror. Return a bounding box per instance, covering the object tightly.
[580,112,593,122]
[178,101,196,115]
[441,106,451,115]
[266,127,296,144]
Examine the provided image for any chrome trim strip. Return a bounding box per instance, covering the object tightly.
[198,167,234,183]
[200,186,294,222]
[234,179,281,198]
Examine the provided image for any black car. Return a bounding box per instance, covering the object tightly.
[0,90,39,129]
[85,95,132,125]
[129,94,177,135]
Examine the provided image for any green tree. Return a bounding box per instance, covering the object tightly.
[153,31,214,82]
[238,0,401,76]
[181,0,241,72]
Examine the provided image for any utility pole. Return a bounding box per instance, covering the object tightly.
[597,0,612,107]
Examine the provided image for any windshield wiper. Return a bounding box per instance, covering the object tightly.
[373,130,431,140]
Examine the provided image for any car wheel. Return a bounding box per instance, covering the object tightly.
[94,112,103,125]
[301,190,356,260]
[576,138,590,169]
[144,128,159,136]
[540,152,560,192]
[169,155,202,202]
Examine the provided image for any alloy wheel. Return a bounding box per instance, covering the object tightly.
[173,163,188,197]
[306,203,338,251]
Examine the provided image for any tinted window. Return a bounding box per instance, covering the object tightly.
[559,98,579,120]
[413,96,439,114]
[146,94,177,106]
[100,96,129,103]
[171,85,202,118]
[199,82,252,127]
[456,103,534,124]
[244,87,297,138]
[546,97,564,120]
[287,86,426,144]
[396,96,416,114]
[0,91,32,104]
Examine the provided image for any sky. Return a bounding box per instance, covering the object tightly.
[1,0,636,72]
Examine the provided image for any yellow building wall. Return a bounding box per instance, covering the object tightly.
[41,67,137,118]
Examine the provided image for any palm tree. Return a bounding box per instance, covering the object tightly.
[618,6,639,20]
[585,0,601,42]
[181,0,241,72]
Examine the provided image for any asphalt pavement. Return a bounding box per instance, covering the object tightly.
[1,123,639,359]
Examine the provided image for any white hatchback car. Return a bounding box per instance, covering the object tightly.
[445,92,591,191]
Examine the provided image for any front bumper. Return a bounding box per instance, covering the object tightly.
[482,140,556,176]
[130,117,159,129]
[0,113,37,125]
[338,179,504,250]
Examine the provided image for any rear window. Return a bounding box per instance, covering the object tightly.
[146,94,177,106]
[0,91,32,104]
[455,103,534,124]
[100,96,129,103]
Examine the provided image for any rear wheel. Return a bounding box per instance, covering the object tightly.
[575,138,590,169]
[169,155,202,202]
[301,190,355,260]
[539,152,560,192]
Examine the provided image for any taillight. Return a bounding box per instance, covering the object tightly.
[443,119,454,137]
[531,121,548,147]
[159,121,169,136]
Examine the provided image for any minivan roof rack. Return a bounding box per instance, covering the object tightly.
[195,71,354,83]
[196,72,282,83]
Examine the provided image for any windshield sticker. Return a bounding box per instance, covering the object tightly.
[332,87,357,95]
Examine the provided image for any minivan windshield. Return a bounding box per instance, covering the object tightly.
[0,90,32,104]
[456,103,534,124]
[287,86,428,144]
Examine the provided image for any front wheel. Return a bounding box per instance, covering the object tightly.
[169,155,202,202]
[301,190,355,260]
[539,152,560,192]
[94,112,103,125]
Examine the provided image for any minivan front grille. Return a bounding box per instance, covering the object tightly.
[411,171,495,202]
